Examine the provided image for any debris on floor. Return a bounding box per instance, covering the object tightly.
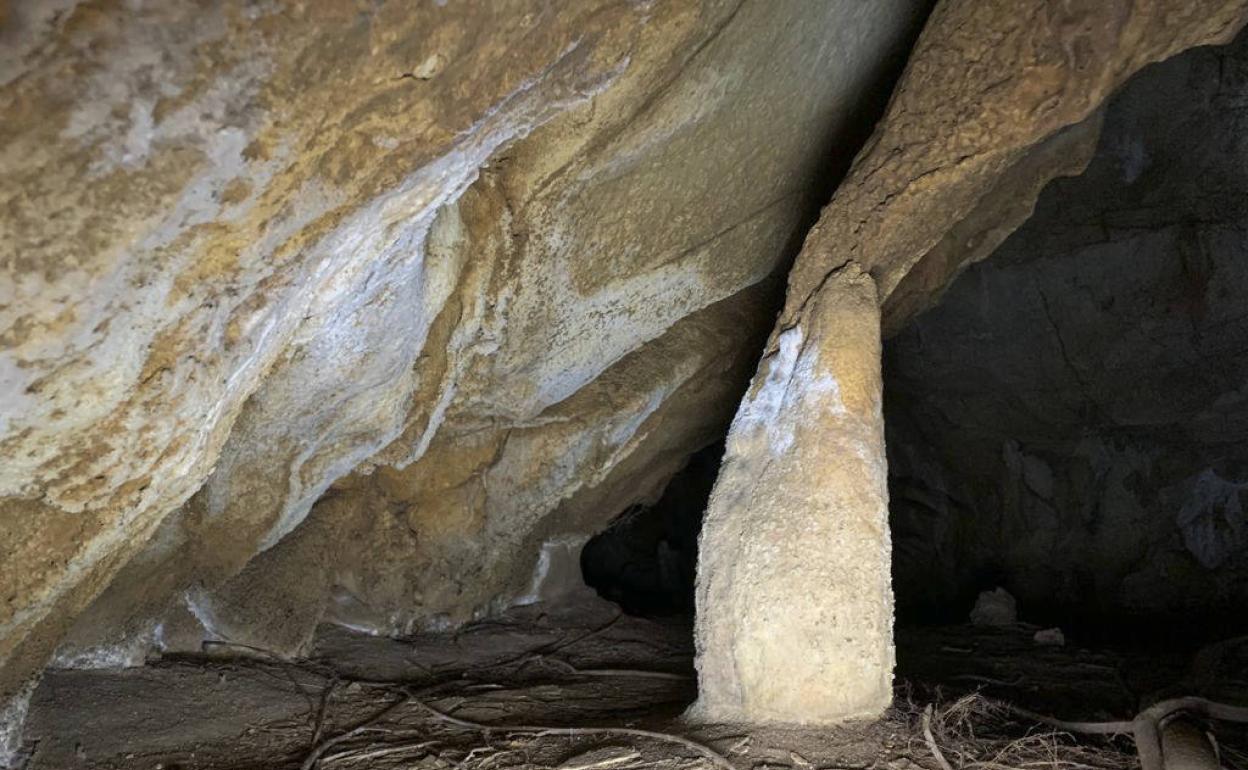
[15,598,1248,770]
[1032,628,1065,647]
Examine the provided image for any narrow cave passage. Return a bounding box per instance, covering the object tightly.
[580,442,722,619]
[885,27,1248,654]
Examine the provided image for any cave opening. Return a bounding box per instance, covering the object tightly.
[580,442,722,619]
[885,26,1248,657]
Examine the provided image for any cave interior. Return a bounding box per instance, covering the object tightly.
[9,5,1248,770]
[579,20,1248,757]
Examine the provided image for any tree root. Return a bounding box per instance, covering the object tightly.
[922,704,955,770]
[1008,697,1248,770]
[407,691,738,770]
[300,694,411,770]
[296,682,736,770]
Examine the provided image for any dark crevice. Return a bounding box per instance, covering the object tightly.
[580,442,722,618]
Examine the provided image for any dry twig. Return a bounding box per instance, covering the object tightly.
[923,704,955,770]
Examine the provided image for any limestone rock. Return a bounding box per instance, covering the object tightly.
[0,0,929,700]
[693,264,894,724]
[7,0,1248,741]
[777,0,1248,338]
[1033,628,1065,647]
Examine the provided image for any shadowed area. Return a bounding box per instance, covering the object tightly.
[886,25,1248,643]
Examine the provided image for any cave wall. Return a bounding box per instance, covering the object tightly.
[8,0,1248,746]
[0,0,933,712]
[886,27,1248,628]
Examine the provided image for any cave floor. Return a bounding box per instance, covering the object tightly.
[18,597,1248,770]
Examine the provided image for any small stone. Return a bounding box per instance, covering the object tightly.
[1033,627,1065,646]
[969,587,1017,626]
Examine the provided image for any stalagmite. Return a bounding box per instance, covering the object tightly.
[692,263,892,724]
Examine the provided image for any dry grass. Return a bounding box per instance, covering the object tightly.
[901,693,1138,770]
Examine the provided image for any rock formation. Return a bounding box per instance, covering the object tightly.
[5,0,1248,754]
[0,0,927,733]
[691,0,1248,724]
[694,263,893,723]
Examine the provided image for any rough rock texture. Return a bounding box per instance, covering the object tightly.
[11,0,1248,747]
[887,28,1248,628]
[778,0,1248,335]
[693,0,1248,724]
[694,264,892,724]
[0,0,931,721]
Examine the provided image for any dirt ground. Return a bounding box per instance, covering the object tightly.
[13,597,1248,769]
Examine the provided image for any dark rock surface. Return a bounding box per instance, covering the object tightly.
[886,27,1248,631]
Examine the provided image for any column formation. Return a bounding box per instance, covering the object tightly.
[692,263,894,724]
